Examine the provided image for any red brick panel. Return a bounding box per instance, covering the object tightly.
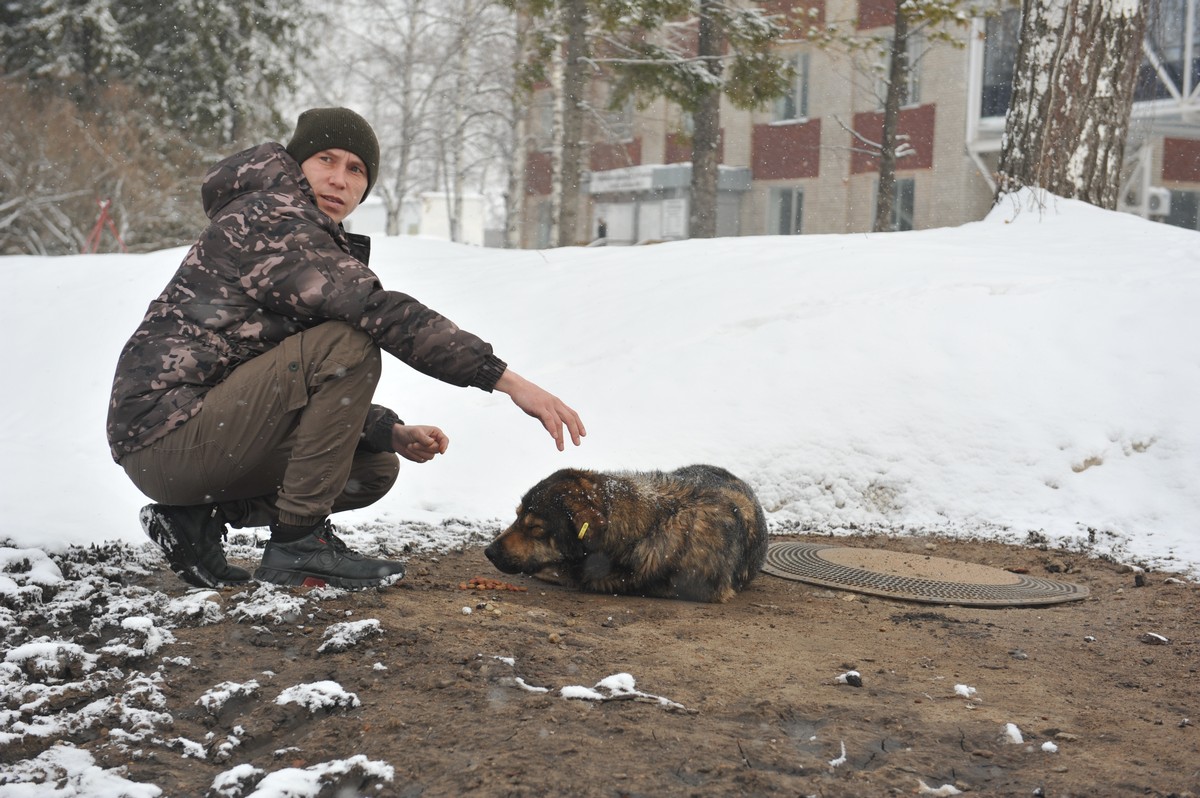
[757,0,826,37]
[667,16,699,57]
[664,132,725,164]
[589,138,643,172]
[665,133,691,164]
[857,0,895,30]
[1163,137,1200,182]
[850,104,936,174]
[751,119,822,180]
[525,150,552,196]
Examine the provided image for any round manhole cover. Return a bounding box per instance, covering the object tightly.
[763,541,1088,606]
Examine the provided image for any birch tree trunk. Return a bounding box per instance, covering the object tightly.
[376,0,429,237]
[548,42,564,248]
[505,13,531,249]
[444,26,469,243]
[996,0,1146,209]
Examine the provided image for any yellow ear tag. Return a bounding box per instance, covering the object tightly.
[577,522,589,540]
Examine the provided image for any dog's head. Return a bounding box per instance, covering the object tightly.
[484,469,607,576]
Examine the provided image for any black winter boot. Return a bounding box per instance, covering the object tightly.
[140,504,252,588]
[254,520,405,589]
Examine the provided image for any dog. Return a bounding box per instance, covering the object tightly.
[484,465,768,603]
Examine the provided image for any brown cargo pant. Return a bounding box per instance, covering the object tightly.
[121,322,400,529]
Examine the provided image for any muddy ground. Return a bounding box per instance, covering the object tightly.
[6,532,1200,797]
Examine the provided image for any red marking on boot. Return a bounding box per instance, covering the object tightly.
[302,577,327,588]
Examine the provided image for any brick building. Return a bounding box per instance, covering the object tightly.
[518,0,1200,247]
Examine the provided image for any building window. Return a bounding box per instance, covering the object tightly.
[774,52,810,122]
[1165,189,1200,230]
[600,92,635,142]
[875,178,914,231]
[982,4,1021,117]
[877,33,922,109]
[532,95,555,151]
[1136,0,1200,101]
[535,201,553,248]
[892,178,915,231]
[769,187,804,234]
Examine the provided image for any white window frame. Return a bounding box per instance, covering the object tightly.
[876,33,923,111]
[773,52,810,123]
[533,95,555,152]
[892,177,915,231]
[1165,188,1200,231]
[768,186,804,235]
[980,5,1021,118]
[535,201,553,248]
[601,92,635,143]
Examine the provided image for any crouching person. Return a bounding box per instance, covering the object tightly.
[107,107,585,590]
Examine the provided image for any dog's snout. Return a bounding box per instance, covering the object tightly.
[483,542,500,564]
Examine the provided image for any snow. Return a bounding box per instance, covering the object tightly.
[0,189,1197,578]
[316,618,382,653]
[834,669,862,685]
[236,755,393,798]
[559,671,686,709]
[197,681,262,715]
[828,739,848,767]
[0,745,162,798]
[1,188,1199,795]
[274,681,362,713]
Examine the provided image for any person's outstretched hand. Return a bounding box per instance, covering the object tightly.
[391,424,449,463]
[494,369,586,451]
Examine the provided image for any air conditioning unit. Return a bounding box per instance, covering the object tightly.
[1147,187,1171,217]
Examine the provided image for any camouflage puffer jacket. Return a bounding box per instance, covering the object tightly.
[107,142,506,461]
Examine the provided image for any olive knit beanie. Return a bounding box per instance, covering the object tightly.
[285,107,380,200]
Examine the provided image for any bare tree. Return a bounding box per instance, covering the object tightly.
[805,0,978,231]
[873,3,911,232]
[0,79,203,255]
[996,0,1147,208]
[304,0,520,243]
[556,0,591,246]
[592,0,791,239]
[316,0,447,235]
[689,0,724,239]
[427,0,522,243]
[502,14,536,248]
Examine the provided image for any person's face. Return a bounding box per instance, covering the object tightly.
[300,148,369,224]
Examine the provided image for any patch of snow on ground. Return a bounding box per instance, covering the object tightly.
[0,744,162,797]
[197,681,262,715]
[274,681,362,713]
[561,672,686,710]
[218,754,394,798]
[316,618,382,653]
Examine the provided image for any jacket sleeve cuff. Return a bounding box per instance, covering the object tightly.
[471,354,508,392]
[361,405,403,452]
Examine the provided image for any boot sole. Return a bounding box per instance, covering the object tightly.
[140,507,251,589]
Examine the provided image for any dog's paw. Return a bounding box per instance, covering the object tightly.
[532,567,574,587]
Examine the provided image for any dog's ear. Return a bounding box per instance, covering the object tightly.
[560,482,607,547]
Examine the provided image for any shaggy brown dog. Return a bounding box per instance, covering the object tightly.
[484,465,768,603]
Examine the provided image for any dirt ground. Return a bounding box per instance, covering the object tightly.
[15,532,1200,797]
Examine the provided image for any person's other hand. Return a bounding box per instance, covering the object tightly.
[494,369,586,451]
[392,424,449,463]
